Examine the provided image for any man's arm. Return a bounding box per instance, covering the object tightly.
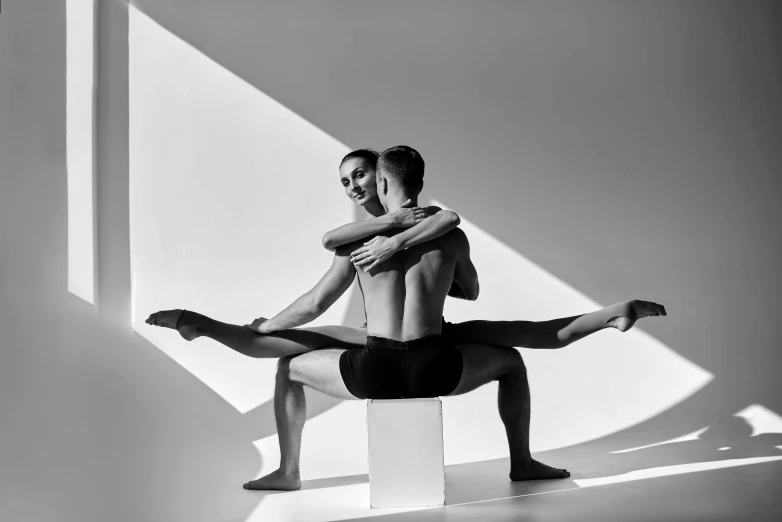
[450,229,479,301]
[322,200,428,251]
[255,252,357,333]
[447,280,470,300]
[350,207,461,272]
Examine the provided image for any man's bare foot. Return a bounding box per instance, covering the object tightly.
[145,309,204,341]
[605,300,667,332]
[510,458,570,481]
[243,468,301,491]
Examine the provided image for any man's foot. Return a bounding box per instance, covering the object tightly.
[510,458,570,481]
[145,309,204,341]
[605,300,667,332]
[243,468,301,491]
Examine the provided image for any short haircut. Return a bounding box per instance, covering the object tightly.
[377,145,425,192]
[339,149,379,170]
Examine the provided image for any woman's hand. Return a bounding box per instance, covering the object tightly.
[388,199,428,228]
[244,316,271,334]
[350,235,401,272]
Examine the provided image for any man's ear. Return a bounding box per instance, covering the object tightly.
[379,176,388,196]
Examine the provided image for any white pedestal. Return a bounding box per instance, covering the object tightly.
[367,397,445,508]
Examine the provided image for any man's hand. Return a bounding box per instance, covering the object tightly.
[244,316,271,334]
[350,235,401,272]
[388,199,428,228]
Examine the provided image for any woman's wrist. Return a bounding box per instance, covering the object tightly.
[381,211,398,228]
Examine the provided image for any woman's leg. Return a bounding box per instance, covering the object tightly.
[146,309,367,358]
[447,300,666,349]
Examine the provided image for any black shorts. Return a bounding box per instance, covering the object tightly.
[339,334,464,400]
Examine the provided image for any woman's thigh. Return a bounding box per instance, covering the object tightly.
[445,319,553,349]
[446,344,523,397]
[254,326,367,358]
[287,348,358,401]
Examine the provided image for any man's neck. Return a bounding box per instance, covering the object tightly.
[385,192,419,212]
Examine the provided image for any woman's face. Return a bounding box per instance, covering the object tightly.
[338,157,378,208]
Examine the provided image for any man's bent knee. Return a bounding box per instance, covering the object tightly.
[506,348,526,375]
[276,354,297,379]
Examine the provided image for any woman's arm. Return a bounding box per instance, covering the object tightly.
[350,207,461,272]
[322,214,396,251]
[321,200,428,251]
[248,252,357,334]
[392,207,461,252]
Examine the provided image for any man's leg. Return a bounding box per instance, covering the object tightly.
[448,299,666,349]
[146,309,366,357]
[447,344,570,481]
[244,349,355,491]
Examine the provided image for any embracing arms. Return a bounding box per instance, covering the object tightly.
[349,206,461,272]
[322,200,430,251]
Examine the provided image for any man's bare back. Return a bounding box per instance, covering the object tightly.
[339,226,474,341]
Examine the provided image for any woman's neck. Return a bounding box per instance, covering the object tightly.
[363,201,386,217]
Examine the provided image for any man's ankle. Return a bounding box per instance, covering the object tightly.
[279,461,300,476]
[510,454,533,467]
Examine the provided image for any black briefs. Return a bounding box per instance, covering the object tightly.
[339,334,464,400]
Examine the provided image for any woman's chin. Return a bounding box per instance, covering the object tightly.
[351,195,378,209]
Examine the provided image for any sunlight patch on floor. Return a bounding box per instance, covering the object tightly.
[610,427,710,454]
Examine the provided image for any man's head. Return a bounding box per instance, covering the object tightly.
[376,145,425,210]
[338,149,379,208]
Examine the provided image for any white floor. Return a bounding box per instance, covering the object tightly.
[241,402,782,522]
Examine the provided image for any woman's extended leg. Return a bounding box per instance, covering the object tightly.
[447,300,666,349]
[146,309,366,358]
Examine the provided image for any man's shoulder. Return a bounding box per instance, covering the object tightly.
[439,227,470,256]
[424,205,442,216]
[444,226,468,242]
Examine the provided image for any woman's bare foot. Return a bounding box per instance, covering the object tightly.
[605,300,667,332]
[145,309,204,341]
[510,458,570,481]
[243,468,301,491]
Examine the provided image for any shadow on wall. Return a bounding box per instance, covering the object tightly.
[2,292,266,522]
[126,0,782,411]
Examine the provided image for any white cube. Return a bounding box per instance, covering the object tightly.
[367,397,445,508]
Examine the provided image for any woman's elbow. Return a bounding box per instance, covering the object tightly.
[321,234,337,251]
[446,211,461,228]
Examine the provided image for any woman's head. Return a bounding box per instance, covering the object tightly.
[338,149,380,209]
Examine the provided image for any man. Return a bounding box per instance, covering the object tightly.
[243,145,571,491]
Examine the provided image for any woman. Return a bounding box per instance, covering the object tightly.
[146,149,665,356]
